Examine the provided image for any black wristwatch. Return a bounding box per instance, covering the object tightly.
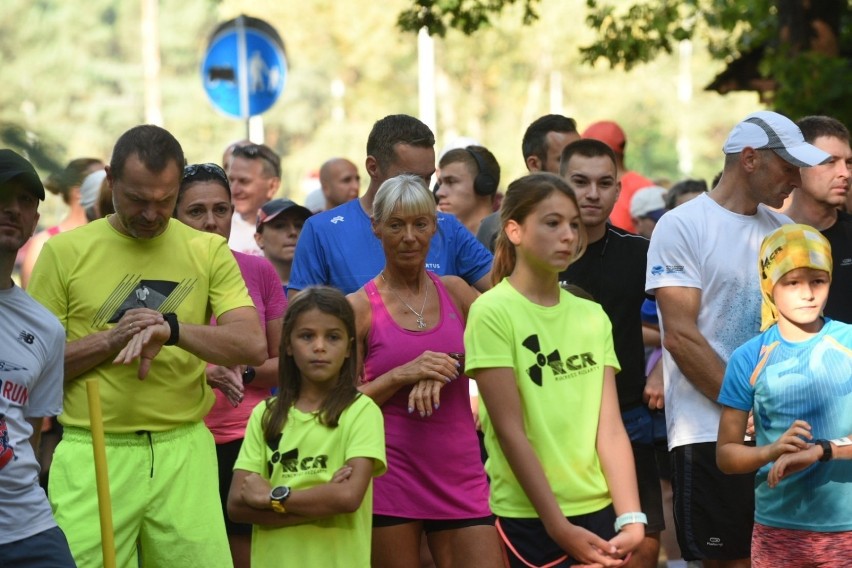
[815,439,832,462]
[270,485,291,513]
[163,312,179,346]
[242,366,256,385]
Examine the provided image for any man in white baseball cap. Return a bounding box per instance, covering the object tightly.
[645,110,829,567]
[723,110,831,168]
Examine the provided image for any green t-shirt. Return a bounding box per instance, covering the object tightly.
[235,394,386,567]
[28,218,253,432]
[464,279,620,518]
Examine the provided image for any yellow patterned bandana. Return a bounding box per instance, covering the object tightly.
[759,224,833,331]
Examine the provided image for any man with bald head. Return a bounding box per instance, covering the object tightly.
[319,157,360,211]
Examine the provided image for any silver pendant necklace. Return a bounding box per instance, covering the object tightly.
[380,271,429,329]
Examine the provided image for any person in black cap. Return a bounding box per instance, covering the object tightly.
[255,197,312,293]
[0,149,76,566]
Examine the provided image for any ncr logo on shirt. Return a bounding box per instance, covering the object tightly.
[521,334,599,386]
[522,335,598,386]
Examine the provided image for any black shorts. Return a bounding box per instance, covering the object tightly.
[372,514,495,533]
[217,438,252,536]
[671,442,755,561]
[497,506,617,568]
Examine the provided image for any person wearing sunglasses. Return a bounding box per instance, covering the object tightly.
[228,143,281,257]
[175,162,286,568]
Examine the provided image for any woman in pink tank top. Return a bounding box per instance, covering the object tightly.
[175,163,287,568]
[348,174,502,568]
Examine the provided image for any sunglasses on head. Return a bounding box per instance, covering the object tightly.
[233,144,281,177]
[183,163,228,185]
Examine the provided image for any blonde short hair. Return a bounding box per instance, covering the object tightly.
[373,174,437,226]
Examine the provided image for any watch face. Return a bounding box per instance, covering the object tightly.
[271,486,290,500]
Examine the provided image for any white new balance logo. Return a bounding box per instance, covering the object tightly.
[330,216,344,224]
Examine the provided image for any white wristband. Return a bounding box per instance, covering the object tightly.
[614,512,648,532]
[830,436,852,447]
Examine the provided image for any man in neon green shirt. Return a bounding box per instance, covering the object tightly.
[29,125,267,568]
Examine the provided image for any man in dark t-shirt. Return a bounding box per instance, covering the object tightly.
[558,139,663,568]
[787,115,852,323]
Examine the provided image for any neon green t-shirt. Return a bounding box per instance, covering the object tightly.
[28,218,253,432]
[464,279,620,518]
[235,394,386,567]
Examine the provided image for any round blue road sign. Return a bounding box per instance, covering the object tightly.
[202,16,287,119]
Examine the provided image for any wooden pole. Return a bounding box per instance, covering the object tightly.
[86,378,117,568]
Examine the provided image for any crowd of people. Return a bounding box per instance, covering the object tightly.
[1,108,850,568]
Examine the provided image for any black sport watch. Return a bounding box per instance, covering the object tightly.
[270,485,291,513]
[242,366,256,385]
[814,439,832,462]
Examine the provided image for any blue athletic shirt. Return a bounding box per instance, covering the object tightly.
[718,319,852,532]
[289,199,493,294]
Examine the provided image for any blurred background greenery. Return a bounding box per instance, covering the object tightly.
[3,0,768,225]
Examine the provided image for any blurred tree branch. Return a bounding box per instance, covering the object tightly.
[397,0,541,36]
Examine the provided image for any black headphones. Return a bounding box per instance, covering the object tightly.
[465,147,499,196]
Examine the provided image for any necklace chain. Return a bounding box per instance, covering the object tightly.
[380,271,428,329]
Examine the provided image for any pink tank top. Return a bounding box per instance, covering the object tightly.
[364,271,490,519]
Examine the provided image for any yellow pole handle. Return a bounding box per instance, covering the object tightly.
[86,378,117,568]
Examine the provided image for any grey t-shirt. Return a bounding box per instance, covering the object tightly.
[0,284,65,544]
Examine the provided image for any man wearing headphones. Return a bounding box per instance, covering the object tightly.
[436,146,501,235]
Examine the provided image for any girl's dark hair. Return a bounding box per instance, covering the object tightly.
[492,172,587,285]
[262,286,360,444]
[45,158,103,205]
[665,178,707,210]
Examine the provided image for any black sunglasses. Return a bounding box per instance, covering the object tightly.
[232,144,281,177]
[183,163,228,185]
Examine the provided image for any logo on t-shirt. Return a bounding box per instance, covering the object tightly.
[522,334,599,386]
[17,330,35,345]
[268,445,329,477]
[96,276,192,325]
[330,216,344,224]
[650,264,684,276]
[0,416,14,470]
[522,335,563,386]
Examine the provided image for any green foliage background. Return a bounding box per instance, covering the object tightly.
[2,0,762,225]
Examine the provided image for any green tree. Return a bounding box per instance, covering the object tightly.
[400,0,852,127]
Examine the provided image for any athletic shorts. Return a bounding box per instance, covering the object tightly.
[216,438,252,536]
[0,526,76,568]
[670,442,754,561]
[497,506,617,568]
[373,514,495,533]
[752,522,852,568]
[621,406,665,534]
[49,423,231,568]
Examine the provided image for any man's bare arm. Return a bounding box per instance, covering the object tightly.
[64,308,165,382]
[115,306,267,379]
[656,286,726,401]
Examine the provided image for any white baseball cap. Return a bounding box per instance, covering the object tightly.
[631,185,668,221]
[723,111,830,167]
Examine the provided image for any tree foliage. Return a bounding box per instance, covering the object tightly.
[397,0,540,36]
[400,0,852,127]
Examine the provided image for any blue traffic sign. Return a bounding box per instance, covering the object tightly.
[202,16,287,119]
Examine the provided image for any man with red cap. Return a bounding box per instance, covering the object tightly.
[583,120,654,234]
